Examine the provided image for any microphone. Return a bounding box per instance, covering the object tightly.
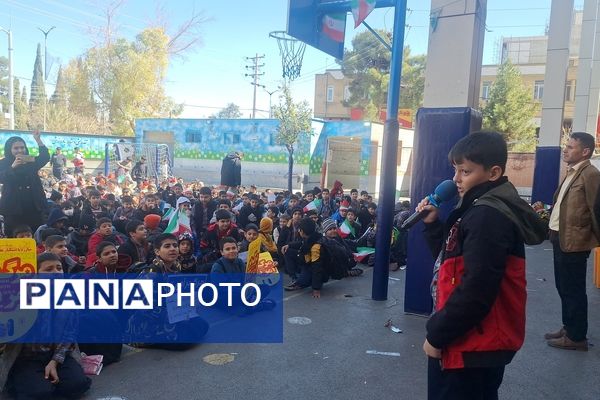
[401,180,457,230]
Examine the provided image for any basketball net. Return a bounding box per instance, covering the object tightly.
[270,31,307,81]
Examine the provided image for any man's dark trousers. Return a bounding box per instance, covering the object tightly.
[551,234,589,342]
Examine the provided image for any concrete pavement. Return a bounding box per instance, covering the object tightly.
[5,241,598,400]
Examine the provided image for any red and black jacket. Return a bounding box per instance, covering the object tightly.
[424,178,534,370]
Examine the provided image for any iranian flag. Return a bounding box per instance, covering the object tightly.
[164,209,192,235]
[303,199,322,213]
[351,0,376,27]
[353,247,376,262]
[322,13,345,43]
[162,207,175,222]
[338,219,355,238]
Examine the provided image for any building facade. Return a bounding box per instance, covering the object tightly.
[314,70,353,120]
[480,11,583,128]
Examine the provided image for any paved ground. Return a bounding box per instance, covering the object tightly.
[3,241,600,400]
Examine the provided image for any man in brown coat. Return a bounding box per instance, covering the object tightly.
[546,132,600,351]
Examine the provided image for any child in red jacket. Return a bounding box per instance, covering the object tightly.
[86,217,123,267]
[417,132,546,400]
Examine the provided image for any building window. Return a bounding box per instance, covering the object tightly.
[185,129,202,143]
[481,81,491,100]
[565,80,575,102]
[533,80,544,100]
[224,132,241,145]
[326,86,334,103]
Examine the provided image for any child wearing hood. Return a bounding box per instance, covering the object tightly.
[67,215,94,258]
[281,217,326,298]
[258,217,278,257]
[178,232,199,273]
[33,208,70,245]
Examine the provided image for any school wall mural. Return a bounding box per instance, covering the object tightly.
[0,130,131,160]
[134,118,311,165]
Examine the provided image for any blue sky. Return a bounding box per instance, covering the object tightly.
[0,0,586,119]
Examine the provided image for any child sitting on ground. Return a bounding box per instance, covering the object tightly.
[178,232,199,273]
[86,217,124,267]
[0,253,92,400]
[282,217,327,298]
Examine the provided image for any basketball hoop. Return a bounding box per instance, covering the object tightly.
[269,31,306,81]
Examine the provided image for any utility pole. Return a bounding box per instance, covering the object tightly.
[0,26,13,130]
[264,86,281,118]
[245,54,265,119]
[38,26,55,131]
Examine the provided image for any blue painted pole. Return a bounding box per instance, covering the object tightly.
[372,0,407,301]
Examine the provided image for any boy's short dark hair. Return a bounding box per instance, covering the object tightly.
[219,236,237,251]
[41,228,63,243]
[360,190,369,196]
[121,196,133,204]
[245,223,259,233]
[368,202,377,210]
[96,217,112,228]
[279,213,290,221]
[570,132,596,157]
[321,188,329,194]
[448,131,508,173]
[217,199,231,207]
[351,189,358,194]
[173,183,183,189]
[289,194,299,201]
[298,217,317,236]
[45,235,66,249]
[38,252,61,265]
[218,190,227,196]
[268,206,279,215]
[346,208,356,215]
[88,189,101,198]
[126,219,144,234]
[96,241,116,257]
[199,187,212,196]
[12,224,32,237]
[215,209,232,221]
[153,233,178,249]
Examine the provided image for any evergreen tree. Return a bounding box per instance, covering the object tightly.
[30,43,46,107]
[339,30,426,121]
[21,86,27,105]
[13,78,29,129]
[50,66,67,108]
[482,60,538,152]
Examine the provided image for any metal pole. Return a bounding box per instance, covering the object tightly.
[372,0,408,301]
[0,27,14,130]
[3,29,14,130]
[264,87,280,118]
[7,30,13,130]
[38,26,55,131]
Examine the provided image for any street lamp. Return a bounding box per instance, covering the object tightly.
[38,26,55,131]
[264,86,281,119]
[0,26,14,130]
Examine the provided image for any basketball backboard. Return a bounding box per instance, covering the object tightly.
[287,0,347,60]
